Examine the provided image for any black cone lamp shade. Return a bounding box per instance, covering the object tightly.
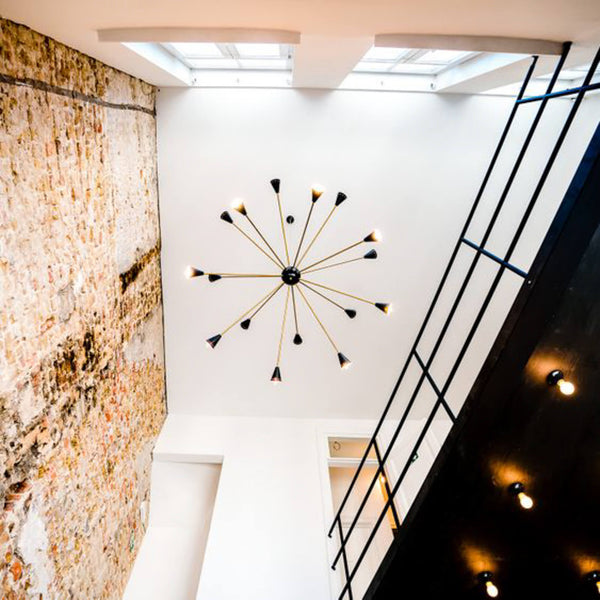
[206,334,222,349]
[187,178,391,382]
[335,192,347,206]
[220,210,233,224]
[338,352,352,370]
[185,266,204,278]
[271,366,282,383]
[375,302,391,314]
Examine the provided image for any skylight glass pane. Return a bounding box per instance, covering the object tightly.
[187,58,239,69]
[238,59,288,70]
[363,46,408,61]
[416,50,472,64]
[235,43,280,58]
[391,63,441,74]
[354,61,393,73]
[171,42,222,58]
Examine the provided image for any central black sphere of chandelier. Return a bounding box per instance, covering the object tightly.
[281,266,301,286]
[186,178,391,384]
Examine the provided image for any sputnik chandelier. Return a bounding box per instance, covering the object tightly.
[186,179,391,383]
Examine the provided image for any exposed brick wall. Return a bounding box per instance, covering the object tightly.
[0,18,166,599]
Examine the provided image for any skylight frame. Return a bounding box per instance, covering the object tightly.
[353,47,480,76]
[163,42,294,71]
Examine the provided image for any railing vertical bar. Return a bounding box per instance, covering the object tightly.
[337,401,444,599]
[327,54,539,538]
[337,518,354,600]
[332,44,570,567]
[373,441,401,530]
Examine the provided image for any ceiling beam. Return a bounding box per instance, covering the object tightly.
[98,27,300,44]
[375,34,564,56]
[434,54,559,94]
[292,35,372,89]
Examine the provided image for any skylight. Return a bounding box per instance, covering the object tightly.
[164,42,292,71]
[353,47,478,75]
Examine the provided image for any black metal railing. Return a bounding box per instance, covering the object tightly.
[329,42,600,599]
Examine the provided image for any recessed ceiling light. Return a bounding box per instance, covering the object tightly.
[236,43,281,58]
[363,46,408,61]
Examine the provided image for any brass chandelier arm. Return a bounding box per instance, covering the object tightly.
[297,286,339,353]
[232,222,284,269]
[302,255,364,275]
[275,287,291,367]
[249,283,284,321]
[300,282,348,313]
[302,279,374,306]
[296,205,337,269]
[276,192,291,264]
[301,240,363,272]
[221,284,284,336]
[292,202,316,267]
[211,273,280,278]
[244,214,286,268]
[291,287,300,335]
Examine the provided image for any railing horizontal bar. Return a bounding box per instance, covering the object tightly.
[337,400,443,599]
[331,46,562,568]
[413,351,457,423]
[516,81,600,104]
[461,237,529,278]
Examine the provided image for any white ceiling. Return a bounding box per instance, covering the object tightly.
[1,0,600,87]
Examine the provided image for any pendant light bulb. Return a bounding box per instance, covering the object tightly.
[547,370,575,395]
[206,334,221,349]
[364,230,382,243]
[375,302,391,314]
[220,210,233,224]
[486,581,499,598]
[338,352,352,370]
[271,366,282,384]
[232,199,247,215]
[311,184,325,202]
[185,266,204,279]
[478,572,498,598]
[508,482,533,510]
[270,178,281,194]
[364,249,378,259]
[344,309,357,319]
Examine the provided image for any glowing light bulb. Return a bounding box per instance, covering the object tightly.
[185,266,204,279]
[337,352,351,370]
[517,492,534,510]
[311,184,325,202]
[596,581,600,595]
[364,230,383,243]
[508,482,533,510]
[547,370,575,396]
[557,378,575,396]
[231,199,247,215]
[379,474,386,485]
[485,580,499,598]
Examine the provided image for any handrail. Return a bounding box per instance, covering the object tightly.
[327,50,541,541]
[330,43,600,600]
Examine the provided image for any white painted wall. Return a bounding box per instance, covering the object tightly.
[149,415,383,600]
[124,460,222,600]
[156,87,600,418]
